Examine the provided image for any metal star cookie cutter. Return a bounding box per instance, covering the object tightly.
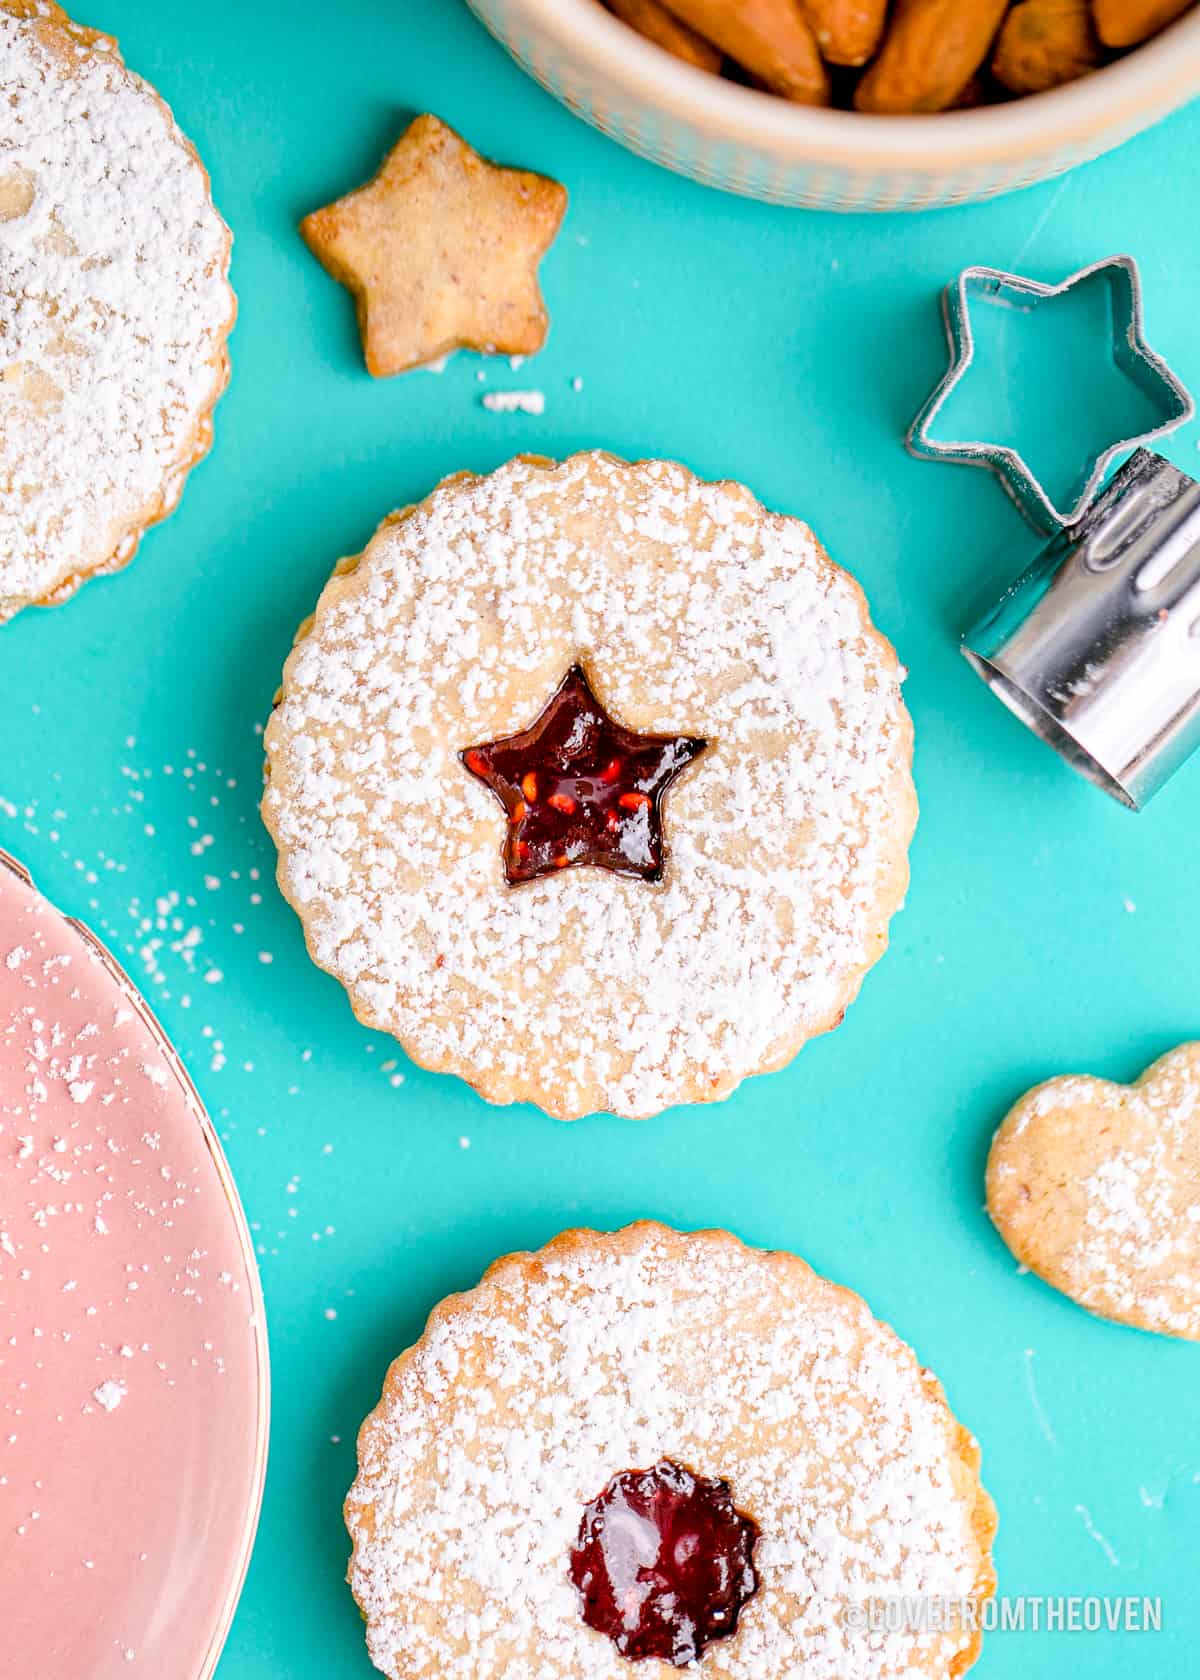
[907,255,1195,533]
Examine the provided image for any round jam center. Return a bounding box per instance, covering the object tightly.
[568,1459,759,1666]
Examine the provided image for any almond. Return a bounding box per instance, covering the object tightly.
[855,0,1009,113]
[798,0,888,64]
[604,0,723,71]
[1092,0,1193,46]
[662,0,831,103]
[993,0,1100,93]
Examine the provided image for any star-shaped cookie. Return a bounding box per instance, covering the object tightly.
[300,113,567,377]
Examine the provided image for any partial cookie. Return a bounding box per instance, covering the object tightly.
[262,452,917,1120]
[346,1222,997,1680]
[300,114,566,377]
[0,0,235,623]
[987,1044,1200,1339]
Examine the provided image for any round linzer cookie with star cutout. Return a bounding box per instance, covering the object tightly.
[262,452,916,1119]
[0,0,235,623]
[345,1223,997,1680]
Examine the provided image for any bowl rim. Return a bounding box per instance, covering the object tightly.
[483,0,1200,170]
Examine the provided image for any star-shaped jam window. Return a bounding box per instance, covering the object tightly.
[460,666,707,886]
[299,113,567,378]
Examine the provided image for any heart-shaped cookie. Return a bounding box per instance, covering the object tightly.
[987,1044,1200,1340]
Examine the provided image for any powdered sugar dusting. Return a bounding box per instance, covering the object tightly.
[346,1225,992,1679]
[481,387,545,415]
[263,454,914,1119]
[0,3,233,615]
[1071,1072,1200,1335]
[91,1379,125,1413]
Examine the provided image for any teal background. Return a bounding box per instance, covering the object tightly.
[3,1,1199,1673]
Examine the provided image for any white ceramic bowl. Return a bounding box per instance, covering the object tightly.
[467,0,1200,209]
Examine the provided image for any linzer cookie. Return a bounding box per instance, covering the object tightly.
[300,114,566,377]
[0,0,235,623]
[345,1223,997,1678]
[987,1044,1200,1340]
[262,452,916,1119]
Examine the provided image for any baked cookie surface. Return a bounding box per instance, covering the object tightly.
[345,1223,996,1680]
[263,452,916,1119]
[988,1043,1200,1339]
[0,0,235,622]
[300,113,566,377]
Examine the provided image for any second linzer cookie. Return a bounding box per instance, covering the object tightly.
[345,1223,996,1678]
[263,452,916,1119]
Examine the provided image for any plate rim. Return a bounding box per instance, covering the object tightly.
[0,844,271,1680]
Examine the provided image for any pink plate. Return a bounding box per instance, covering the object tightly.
[0,849,268,1677]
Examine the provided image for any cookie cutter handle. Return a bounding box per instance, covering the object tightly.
[963,450,1200,809]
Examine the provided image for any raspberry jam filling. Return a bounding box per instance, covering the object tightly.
[460,665,707,885]
[568,1459,760,1666]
